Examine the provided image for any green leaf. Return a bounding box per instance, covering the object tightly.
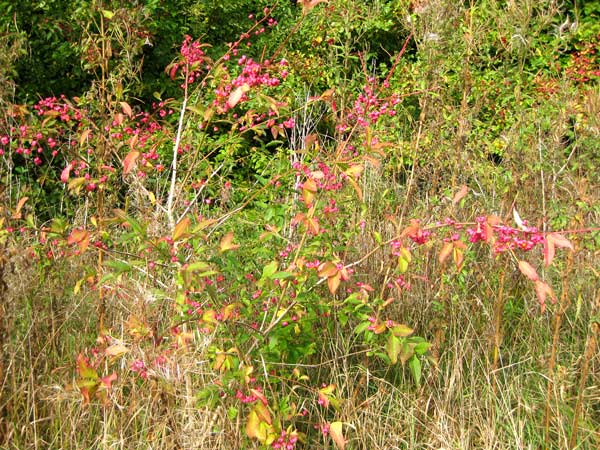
[258,261,278,286]
[373,231,382,245]
[271,271,295,280]
[227,406,238,420]
[398,255,409,273]
[399,342,415,364]
[101,9,114,19]
[386,334,401,364]
[391,324,414,337]
[409,356,422,386]
[354,321,371,335]
[186,261,211,272]
[414,341,432,355]
[105,260,132,274]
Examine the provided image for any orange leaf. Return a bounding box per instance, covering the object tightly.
[114,113,125,126]
[318,261,339,278]
[345,164,364,178]
[12,196,29,219]
[305,216,321,235]
[76,353,97,379]
[302,178,318,206]
[79,129,92,146]
[172,216,191,241]
[345,176,363,201]
[329,421,346,450]
[120,101,133,118]
[301,0,329,15]
[452,184,469,206]
[438,242,453,264]
[401,220,421,238]
[219,231,240,252]
[518,260,539,281]
[253,402,272,425]
[128,134,139,151]
[327,272,341,295]
[123,151,140,175]
[67,229,87,244]
[486,215,502,226]
[373,322,387,334]
[246,409,261,439]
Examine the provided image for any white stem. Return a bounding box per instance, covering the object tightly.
[167,83,188,231]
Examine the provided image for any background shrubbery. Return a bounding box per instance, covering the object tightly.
[1,1,599,449]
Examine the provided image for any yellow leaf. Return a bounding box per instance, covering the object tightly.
[330,421,346,449]
[79,129,92,147]
[105,343,129,357]
[453,247,464,271]
[227,84,250,108]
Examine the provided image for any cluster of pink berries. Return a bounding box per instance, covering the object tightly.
[271,430,298,449]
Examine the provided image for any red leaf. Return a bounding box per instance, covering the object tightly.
[123,151,140,175]
[250,388,268,406]
[543,238,556,268]
[544,233,574,266]
[518,260,539,281]
[61,162,74,183]
[535,280,556,312]
[169,63,179,80]
[100,373,118,390]
[550,233,574,250]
